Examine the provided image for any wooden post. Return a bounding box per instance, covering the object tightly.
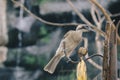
[109,28,117,80]
[103,23,111,80]
[88,0,118,79]
[103,22,117,80]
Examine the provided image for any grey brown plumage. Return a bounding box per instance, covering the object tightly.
[44,24,91,74]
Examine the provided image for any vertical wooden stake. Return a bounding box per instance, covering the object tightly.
[103,22,117,80]
[109,28,117,80]
[103,23,111,80]
[103,39,109,80]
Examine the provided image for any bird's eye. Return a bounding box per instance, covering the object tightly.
[78,26,86,30]
[84,26,89,29]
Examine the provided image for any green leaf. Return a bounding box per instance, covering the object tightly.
[40,26,47,35]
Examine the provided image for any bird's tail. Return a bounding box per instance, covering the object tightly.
[44,53,63,74]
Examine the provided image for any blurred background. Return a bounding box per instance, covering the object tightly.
[0,0,120,80]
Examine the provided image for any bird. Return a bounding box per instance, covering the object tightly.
[44,24,92,74]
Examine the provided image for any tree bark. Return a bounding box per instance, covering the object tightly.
[89,0,118,79]
[109,28,117,80]
[103,23,111,80]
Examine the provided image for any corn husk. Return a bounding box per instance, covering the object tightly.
[76,59,87,80]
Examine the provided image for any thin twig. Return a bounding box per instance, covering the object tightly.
[99,13,120,24]
[88,0,116,29]
[94,6,101,22]
[110,13,120,18]
[67,59,79,64]
[83,38,102,70]
[85,54,103,61]
[11,0,79,27]
[90,4,104,30]
[116,21,120,44]
[86,54,102,70]
[116,21,120,29]
[91,5,99,26]
[99,16,105,25]
[66,54,103,64]
[91,5,104,59]
[67,0,94,27]
[66,0,106,38]
[95,40,104,59]
[89,0,120,45]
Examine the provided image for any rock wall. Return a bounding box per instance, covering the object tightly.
[0,0,8,63]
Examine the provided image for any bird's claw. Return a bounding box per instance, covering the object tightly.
[66,57,72,63]
[66,59,71,63]
[65,57,79,64]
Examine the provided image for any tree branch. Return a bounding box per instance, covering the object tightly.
[88,0,118,47]
[11,0,79,27]
[67,0,94,27]
[88,0,116,29]
[89,0,117,80]
[66,0,106,38]
[91,5,99,26]
[110,13,120,18]
[85,54,103,61]
[116,21,120,44]
[83,38,102,70]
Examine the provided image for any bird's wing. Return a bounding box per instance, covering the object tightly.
[55,40,64,55]
[55,31,73,55]
[63,30,74,39]
[57,30,79,57]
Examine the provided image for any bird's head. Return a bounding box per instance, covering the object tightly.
[76,24,93,32]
